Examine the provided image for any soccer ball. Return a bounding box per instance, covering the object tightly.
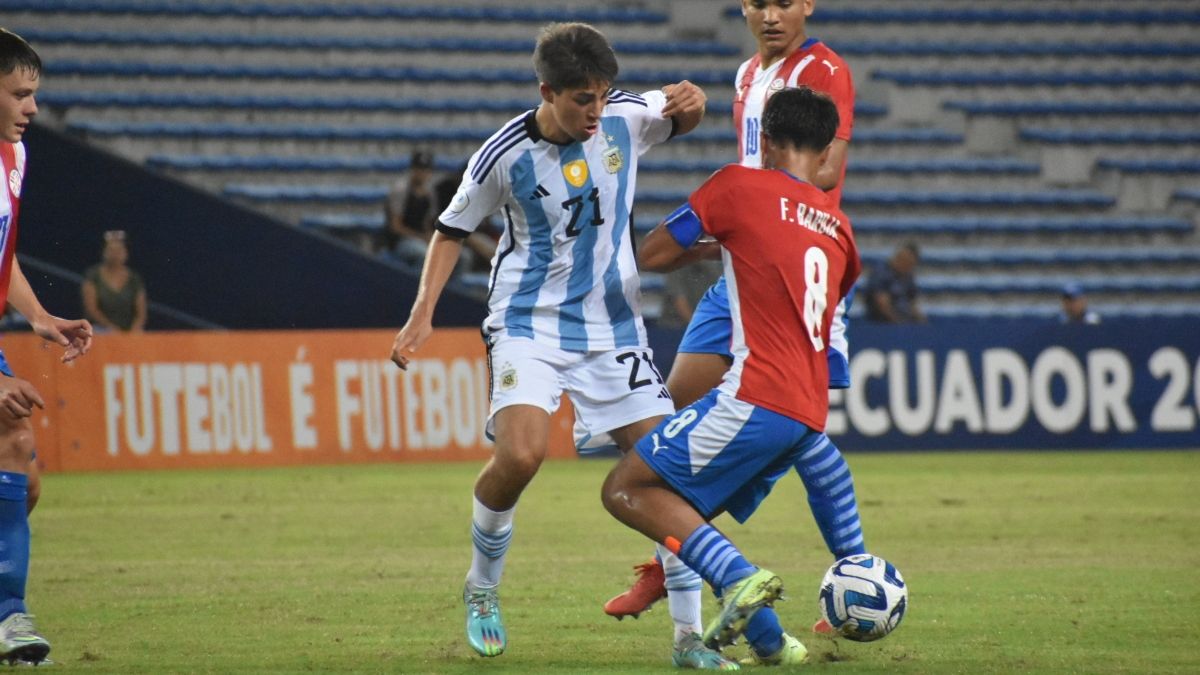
[818,553,907,642]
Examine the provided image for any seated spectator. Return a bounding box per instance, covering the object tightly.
[82,230,147,332]
[1060,283,1101,324]
[379,150,436,265]
[864,242,925,323]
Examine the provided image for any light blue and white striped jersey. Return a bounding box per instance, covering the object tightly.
[438,89,673,352]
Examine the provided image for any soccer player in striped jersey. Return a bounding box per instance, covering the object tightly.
[388,23,734,668]
[603,86,861,665]
[605,0,867,641]
[0,29,94,666]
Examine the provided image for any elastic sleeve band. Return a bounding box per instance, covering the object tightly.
[663,203,704,248]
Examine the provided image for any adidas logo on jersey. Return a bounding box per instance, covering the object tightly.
[528,184,550,200]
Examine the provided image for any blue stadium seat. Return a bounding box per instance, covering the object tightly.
[724,7,1200,25]
[614,188,1113,208]
[874,70,1200,87]
[835,42,1200,58]
[925,303,1200,321]
[224,185,387,203]
[46,60,735,85]
[299,213,382,232]
[1175,189,1200,204]
[18,28,735,57]
[1098,159,1200,174]
[4,1,669,23]
[946,100,1200,116]
[917,275,1200,295]
[848,216,1191,236]
[1020,128,1200,144]
[860,246,1200,267]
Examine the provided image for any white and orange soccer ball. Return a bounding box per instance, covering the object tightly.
[818,553,908,642]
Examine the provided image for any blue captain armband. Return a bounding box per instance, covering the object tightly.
[663,203,704,248]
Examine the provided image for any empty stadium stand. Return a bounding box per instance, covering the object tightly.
[15,0,1200,319]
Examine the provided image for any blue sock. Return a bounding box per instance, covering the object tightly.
[795,435,866,558]
[744,607,785,657]
[676,524,755,592]
[0,472,29,620]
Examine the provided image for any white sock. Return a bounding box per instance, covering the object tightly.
[659,544,703,645]
[466,496,515,590]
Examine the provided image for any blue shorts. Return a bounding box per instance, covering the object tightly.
[635,389,827,523]
[0,350,12,378]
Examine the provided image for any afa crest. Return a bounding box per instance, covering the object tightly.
[563,159,589,188]
[498,363,518,391]
[7,169,20,198]
[602,147,624,174]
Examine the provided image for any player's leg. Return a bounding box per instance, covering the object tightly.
[462,337,564,657]
[605,281,734,619]
[795,433,866,559]
[0,414,48,666]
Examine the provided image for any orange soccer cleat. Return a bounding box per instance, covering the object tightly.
[812,617,835,635]
[603,559,668,619]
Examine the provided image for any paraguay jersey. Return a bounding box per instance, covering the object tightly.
[439,89,674,352]
[0,142,25,311]
[733,38,854,206]
[688,165,860,430]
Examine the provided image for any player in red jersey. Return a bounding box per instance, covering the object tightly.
[0,28,93,666]
[602,87,860,664]
[604,2,866,639]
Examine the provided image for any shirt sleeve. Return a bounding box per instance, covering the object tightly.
[630,89,674,156]
[687,166,742,241]
[435,150,508,238]
[825,58,855,142]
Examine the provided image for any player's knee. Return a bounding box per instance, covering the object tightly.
[494,445,545,483]
[600,462,634,519]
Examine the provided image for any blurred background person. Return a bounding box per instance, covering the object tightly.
[657,261,723,331]
[81,230,147,332]
[379,149,436,265]
[864,242,925,324]
[1060,282,1101,324]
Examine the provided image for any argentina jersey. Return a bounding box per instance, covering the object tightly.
[438,89,674,352]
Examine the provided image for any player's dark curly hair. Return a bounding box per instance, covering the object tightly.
[0,28,41,77]
[533,23,619,92]
[762,86,839,153]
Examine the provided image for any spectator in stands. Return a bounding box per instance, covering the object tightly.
[865,242,925,323]
[1060,282,1101,324]
[379,149,437,265]
[658,261,723,330]
[81,230,147,332]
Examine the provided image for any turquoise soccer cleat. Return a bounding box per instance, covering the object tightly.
[672,632,740,670]
[463,584,507,657]
[702,569,784,650]
[0,613,50,666]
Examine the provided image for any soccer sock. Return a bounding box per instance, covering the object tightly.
[658,543,702,644]
[0,472,29,620]
[466,496,514,590]
[744,607,785,657]
[674,524,755,592]
[795,434,867,558]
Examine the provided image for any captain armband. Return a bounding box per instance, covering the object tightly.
[662,203,704,248]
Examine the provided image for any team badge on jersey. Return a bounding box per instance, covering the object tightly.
[769,77,786,93]
[498,363,518,391]
[7,169,19,198]
[563,160,589,188]
[449,188,470,213]
[602,146,624,174]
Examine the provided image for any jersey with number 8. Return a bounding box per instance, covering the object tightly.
[688,164,860,431]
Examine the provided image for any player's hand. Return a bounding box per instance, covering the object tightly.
[390,316,433,371]
[661,80,707,118]
[0,377,44,420]
[31,316,94,363]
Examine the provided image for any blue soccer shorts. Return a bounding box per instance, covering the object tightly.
[0,350,13,378]
[634,389,827,523]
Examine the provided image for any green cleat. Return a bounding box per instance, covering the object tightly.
[702,569,784,650]
[739,632,809,666]
[672,633,740,670]
[0,613,50,666]
[463,584,506,657]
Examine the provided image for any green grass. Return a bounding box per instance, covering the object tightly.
[29,451,1200,673]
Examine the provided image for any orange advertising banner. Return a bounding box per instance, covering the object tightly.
[3,329,577,472]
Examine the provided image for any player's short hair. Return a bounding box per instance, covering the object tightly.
[762,86,839,153]
[533,23,618,92]
[0,28,41,77]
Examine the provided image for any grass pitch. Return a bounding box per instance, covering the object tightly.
[31,451,1200,673]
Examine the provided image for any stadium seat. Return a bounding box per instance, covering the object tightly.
[1020,128,1200,144]
[917,274,1200,295]
[847,216,1192,236]
[946,100,1200,117]
[873,70,1200,87]
[723,7,1200,25]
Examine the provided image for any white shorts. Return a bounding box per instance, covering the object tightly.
[486,336,676,451]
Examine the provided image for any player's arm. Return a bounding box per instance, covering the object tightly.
[390,228,465,370]
[814,138,848,192]
[638,204,719,272]
[7,258,92,362]
[661,80,707,137]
